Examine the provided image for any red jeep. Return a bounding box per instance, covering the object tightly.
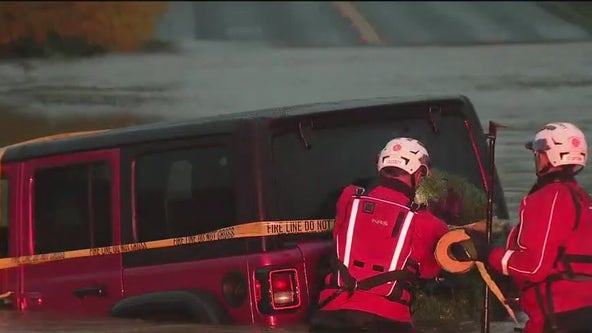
[0,95,508,326]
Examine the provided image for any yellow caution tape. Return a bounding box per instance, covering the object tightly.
[0,219,335,269]
[0,213,517,325]
[0,211,516,324]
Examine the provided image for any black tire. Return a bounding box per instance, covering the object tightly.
[110,290,231,324]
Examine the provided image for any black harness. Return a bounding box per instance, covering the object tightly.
[316,256,420,310]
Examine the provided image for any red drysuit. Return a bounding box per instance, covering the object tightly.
[316,179,448,326]
[489,174,592,333]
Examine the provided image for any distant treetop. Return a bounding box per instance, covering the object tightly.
[0,1,169,57]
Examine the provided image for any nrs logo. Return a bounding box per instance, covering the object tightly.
[372,219,388,226]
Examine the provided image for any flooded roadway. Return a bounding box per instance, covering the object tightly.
[0,39,591,332]
[0,2,592,329]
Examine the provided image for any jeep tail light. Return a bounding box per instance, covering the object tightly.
[254,266,301,314]
[270,269,300,310]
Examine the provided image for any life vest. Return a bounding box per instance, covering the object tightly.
[523,182,592,332]
[321,187,420,308]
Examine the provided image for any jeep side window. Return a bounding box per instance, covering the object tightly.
[33,162,112,254]
[134,145,235,242]
[0,177,8,258]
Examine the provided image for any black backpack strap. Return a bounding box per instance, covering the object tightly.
[319,258,419,309]
[563,183,583,230]
[356,270,416,291]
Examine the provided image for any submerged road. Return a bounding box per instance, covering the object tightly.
[157,1,591,46]
[0,2,591,333]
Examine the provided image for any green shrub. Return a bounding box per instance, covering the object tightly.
[413,168,513,321]
[416,168,487,225]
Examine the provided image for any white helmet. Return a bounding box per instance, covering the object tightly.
[377,137,431,175]
[526,122,587,172]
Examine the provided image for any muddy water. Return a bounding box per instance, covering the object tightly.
[0,40,592,332]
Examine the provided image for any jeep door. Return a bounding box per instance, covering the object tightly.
[20,149,122,315]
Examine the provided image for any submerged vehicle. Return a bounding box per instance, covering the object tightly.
[0,95,508,325]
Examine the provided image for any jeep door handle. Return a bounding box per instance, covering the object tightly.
[73,285,107,298]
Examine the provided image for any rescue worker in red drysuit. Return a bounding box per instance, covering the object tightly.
[309,137,449,332]
[465,122,592,333]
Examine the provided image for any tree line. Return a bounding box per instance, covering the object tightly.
[0,1,169,58]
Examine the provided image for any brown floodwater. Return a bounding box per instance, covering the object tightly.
[2,40,592,332]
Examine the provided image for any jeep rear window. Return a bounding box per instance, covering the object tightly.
[271,113,484,221]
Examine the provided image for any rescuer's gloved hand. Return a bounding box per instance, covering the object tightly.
[465,229,490,262]
[450,241,473,262]
[450,230,490,262]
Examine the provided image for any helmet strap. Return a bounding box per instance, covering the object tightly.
[536,164,551,178]
[411,166,428,188]
[535,152,551,177]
